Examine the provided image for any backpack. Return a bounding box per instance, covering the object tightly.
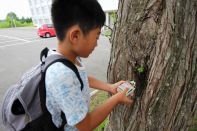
[1,47,84,131]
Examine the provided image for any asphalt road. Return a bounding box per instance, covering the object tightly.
[0,27,111,130]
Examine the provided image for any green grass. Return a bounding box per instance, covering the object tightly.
[0,21,33,28]
[189,114,197,131]
[0,22,10,28]
[90,91,109,131]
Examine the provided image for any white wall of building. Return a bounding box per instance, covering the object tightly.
[28,0,52,27]
[98,0,118,12]
[28,0,118,27]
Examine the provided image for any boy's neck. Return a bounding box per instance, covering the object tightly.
[57,43,77,64]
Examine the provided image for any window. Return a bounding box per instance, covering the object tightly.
[47,24,53,28]
[29,0,32,6]
[33,19,37,24]
[31,9,34,15]
[37,8,41,14]
[35,8,39,14]
[45,6,49,14]
[39,19,43,25]
[45,19,49,24]
[41,7,45,14]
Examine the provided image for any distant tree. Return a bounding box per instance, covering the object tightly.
[20,17,26,23]
[25,17,32,23]
[18,17,32,23]
[6,12,19,21]
[6,12,18,27]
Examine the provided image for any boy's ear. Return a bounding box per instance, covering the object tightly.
[69,26,81,44]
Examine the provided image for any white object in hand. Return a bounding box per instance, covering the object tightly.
[117,81,135,96]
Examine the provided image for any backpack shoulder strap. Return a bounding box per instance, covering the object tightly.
[39,47,84,128]
[40,47,84,90]
[43,55,84,90]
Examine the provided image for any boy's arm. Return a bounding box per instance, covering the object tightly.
[88,76,125,94]
[76,89,133,131]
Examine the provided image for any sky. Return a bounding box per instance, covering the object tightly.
[98,0,118,11]
[0,0,118,20]
[0,0,31,20]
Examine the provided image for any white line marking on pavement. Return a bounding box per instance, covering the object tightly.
[0,68,6,73]
[21,37,40,40]
[0,39,44,48]
[0,36,39,44]
[0,35,30,42]
[0,39,19,44]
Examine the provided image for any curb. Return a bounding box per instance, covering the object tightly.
[90,90,99,97]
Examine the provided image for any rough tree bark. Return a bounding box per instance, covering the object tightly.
[106,0,197,131]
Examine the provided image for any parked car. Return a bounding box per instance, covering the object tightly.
[37,24,56,38]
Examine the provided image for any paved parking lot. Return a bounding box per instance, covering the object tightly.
[0,27,111,130]
[0,27,40,47]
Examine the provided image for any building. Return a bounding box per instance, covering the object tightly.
[28,0,118,28]
[28,0,52,27]
[98,0,118,28]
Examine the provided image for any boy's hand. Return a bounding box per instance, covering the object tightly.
[109,80,126,95]
[116,88,133,105]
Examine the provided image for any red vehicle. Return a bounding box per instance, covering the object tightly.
[37,24,56,38]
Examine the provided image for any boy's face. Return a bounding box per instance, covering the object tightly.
[75,27,101,58]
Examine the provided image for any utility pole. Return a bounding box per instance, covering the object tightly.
[10,16,13,28]
[13,18,16,27]
[11,16,16,28]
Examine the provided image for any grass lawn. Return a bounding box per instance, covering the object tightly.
[0,22,33,28]
[90,91,109,131]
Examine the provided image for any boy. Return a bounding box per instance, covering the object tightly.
[45,0,134,130]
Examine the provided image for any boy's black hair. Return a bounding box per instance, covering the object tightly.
[51,0,106,41]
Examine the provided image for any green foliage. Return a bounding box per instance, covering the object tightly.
[103,28,112,38]
[109,12,117,23]
[137,67,145,73]
[20,17,32,23]
[14,21,33,27]
[134,66,145,73]
[6,12,19,21]
[20,17,26,23]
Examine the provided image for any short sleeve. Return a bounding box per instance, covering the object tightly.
[45,62,88,126]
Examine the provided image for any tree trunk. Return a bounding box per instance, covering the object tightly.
[106,0,197,131]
